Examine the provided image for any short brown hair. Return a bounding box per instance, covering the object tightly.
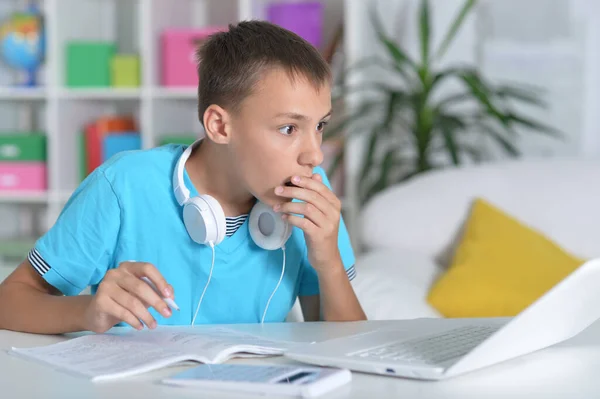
[195,20,331,125]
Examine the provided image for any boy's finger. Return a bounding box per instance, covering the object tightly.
[106,297,144,330]
[284,213,318,236]
[276,201,327,228]
[121,274,172,318]
[131,262,173,298]
[111,287,157,329]
[280,175,338,210]
[301,174,336,204]
[275,185,331,215]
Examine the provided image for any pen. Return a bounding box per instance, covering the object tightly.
[141,276,180,311]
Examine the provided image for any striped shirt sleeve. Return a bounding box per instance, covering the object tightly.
[28,248,51,277]
[346,264,356,281]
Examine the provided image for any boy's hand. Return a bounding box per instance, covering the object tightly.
[83,262,174,333]
[274,174,342,273]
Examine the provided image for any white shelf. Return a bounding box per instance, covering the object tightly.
[0,191,50,204]
[151,87,197,100]
[57,88,144,100]
[0,87,199,101]
[0,190,72,204]
[0,87,46,100]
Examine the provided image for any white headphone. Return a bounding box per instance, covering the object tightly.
[172,139,292,250]
[172,139,292,325]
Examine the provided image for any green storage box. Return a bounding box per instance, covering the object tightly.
[159,135,197,147]
[0,132,46,161]
[66,41,116,87]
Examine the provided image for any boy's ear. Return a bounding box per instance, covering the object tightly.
[202,104,232,144]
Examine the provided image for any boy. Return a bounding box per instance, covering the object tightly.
[0,20,366,334]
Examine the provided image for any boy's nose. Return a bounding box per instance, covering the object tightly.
[299,136,324,167]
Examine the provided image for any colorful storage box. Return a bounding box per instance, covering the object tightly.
[67,41,116,87]
[84,116,137,175]
[267,2,323,49]
[102,133,141,162]
[0,162,47,191]
[111,55,141,87]
[160,27,224,87]
[0,133,46,162]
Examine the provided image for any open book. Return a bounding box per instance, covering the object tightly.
[9,327,296,382]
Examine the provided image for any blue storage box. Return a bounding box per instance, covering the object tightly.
[102,132,141,162]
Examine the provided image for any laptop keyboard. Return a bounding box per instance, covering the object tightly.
[347,324,501,365]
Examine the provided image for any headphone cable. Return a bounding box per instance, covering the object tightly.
[261,245,286,324]
[192,241,215,326]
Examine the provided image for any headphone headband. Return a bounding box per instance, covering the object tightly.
[173,139,203,205]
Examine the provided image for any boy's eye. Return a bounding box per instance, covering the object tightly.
[317,121,329,132]
[279,125,295,135]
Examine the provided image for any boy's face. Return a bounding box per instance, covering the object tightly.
[228,67,331,206]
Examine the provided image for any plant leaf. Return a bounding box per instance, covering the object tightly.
[384,91,407,126]
[323,100,382,140]
[480,124,520,156]
[495,85,548,108]
[437,113,468,165]
[369,5,417,71]
[459,71,511,128]
[434,0,477,61]
[461,145,486,162]
[339,55,409,81]
[429,66,466,91]
[419,0,431,66]
[507,112,563,138]
[361,148,397,205]
[358,126,383,187]
[326,148,345,181]
[440,124,460,165]
[436,92,474,109]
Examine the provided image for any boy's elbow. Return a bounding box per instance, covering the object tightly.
[0,259,60,330]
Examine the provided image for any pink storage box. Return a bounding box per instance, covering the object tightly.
[161,27,226,87]
[0,162,47,191]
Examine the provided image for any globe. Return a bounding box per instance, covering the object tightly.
[0,5,45,86]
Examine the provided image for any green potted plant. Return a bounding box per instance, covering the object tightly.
[326,0,561,205]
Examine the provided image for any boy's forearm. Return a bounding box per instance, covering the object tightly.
[0,282,90,334]
[317,260,367,321]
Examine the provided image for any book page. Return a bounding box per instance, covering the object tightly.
[10,334,190,381]
[132,327,295,362]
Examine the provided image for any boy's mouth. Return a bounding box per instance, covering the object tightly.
[284,179,298,188]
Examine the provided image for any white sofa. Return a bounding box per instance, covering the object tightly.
[350,157,600,321]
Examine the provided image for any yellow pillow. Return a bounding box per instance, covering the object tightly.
[427,198,585,317]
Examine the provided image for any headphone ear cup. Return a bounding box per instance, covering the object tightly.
[249,201,292,250]
[183,195,226,245]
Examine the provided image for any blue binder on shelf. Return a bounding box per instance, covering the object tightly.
[102,132,142,162]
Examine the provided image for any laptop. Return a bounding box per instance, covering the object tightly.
[285,258,600,380]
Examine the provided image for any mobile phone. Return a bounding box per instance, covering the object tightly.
[161,364,352,398]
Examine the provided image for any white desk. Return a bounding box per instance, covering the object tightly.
[2,318,600,399]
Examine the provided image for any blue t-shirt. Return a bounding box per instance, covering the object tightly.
[29,144,356,325]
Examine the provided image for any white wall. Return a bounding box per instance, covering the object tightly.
[478,0,599,158]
